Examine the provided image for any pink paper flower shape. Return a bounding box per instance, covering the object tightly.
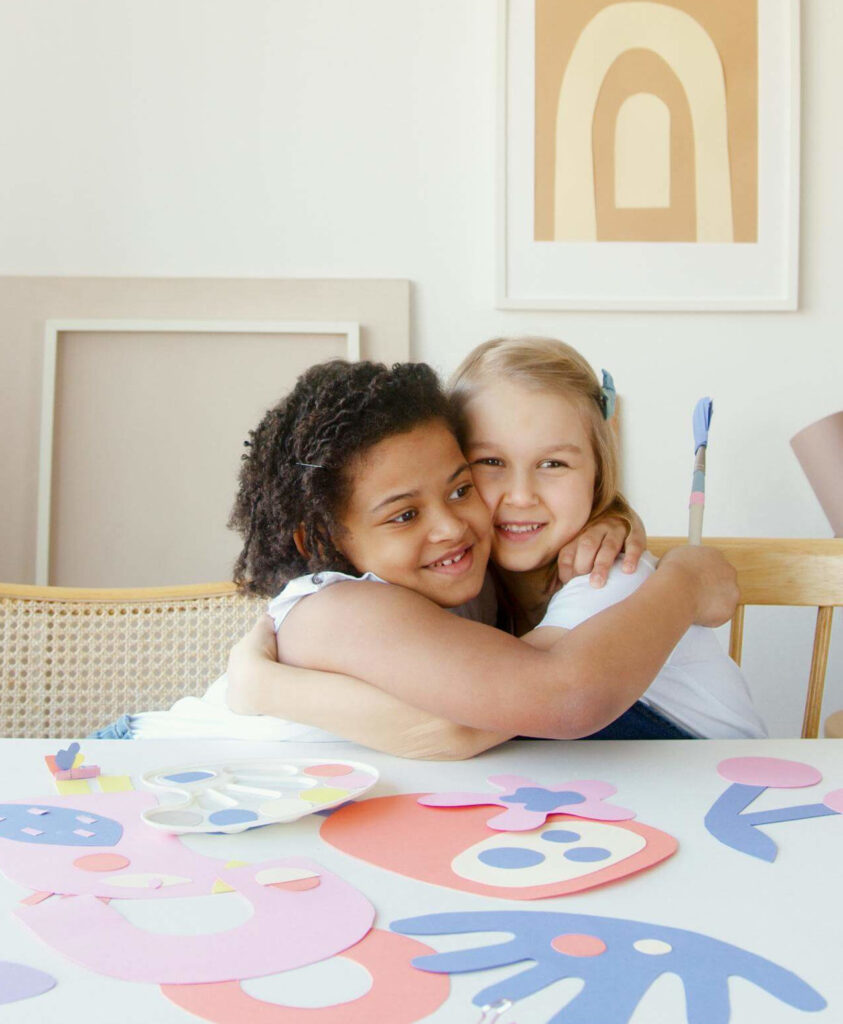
[418,774,635,831]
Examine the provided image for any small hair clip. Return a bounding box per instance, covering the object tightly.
[296,461,324,470]
[600,369,616,421]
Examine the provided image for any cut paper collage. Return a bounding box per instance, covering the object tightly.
[0,756,836,1023]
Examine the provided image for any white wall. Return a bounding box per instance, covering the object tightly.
[0,0,839,734]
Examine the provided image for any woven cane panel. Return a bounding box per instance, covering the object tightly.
[1,592,266,738]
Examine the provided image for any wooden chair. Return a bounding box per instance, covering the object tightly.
[0,583,265,738]
[649,538,843,738]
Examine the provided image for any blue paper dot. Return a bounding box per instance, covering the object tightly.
[541,829,581,844]
[501,787,586,812]
[0,804,122,847]
[478,847,546,869]
[163,771,215,784]
[564,846,612,863]
[207,809,259,826]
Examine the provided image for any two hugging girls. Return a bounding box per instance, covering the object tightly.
[110,337,765,754]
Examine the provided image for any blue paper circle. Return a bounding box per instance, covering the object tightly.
[541,829,581,844]
[564,846,612,863]
[0,804,122,847]
[478,847,546,869]
[163,771,215,784]
[207,809,259,826]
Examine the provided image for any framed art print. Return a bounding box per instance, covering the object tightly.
[497,0,800,309]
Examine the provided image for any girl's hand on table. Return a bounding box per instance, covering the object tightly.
[557,509,647,588]
[657,545,739,628]
[226,615,279,716]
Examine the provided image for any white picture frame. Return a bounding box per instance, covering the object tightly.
[496,0,801,310]
[36,319,360,585]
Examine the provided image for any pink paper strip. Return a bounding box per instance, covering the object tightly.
[15,859,373,984]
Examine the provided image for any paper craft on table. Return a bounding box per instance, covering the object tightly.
[392,910,826,1024]
[0,960,57,1006]
[142,757,378,834]
[0,791,339,900]
[418,774,635,831]
[16,857,374,984]
[321,794,675,900]
[705,757,842,862]
[160,929,449,1024]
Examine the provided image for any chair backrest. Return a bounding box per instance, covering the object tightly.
[649,538,843,738]
[0,582,266,738]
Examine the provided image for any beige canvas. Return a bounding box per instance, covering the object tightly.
[0,277,410,586]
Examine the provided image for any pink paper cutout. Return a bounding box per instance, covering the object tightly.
[717,757,823,788]
[419,774,635,831]
[160,928,449,1023]
[822,789,843,814]
[0,792,307,900]
[15,857,373,984]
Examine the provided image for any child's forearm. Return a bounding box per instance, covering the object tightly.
[231,658,511,760]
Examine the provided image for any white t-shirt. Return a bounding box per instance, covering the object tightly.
[129,570,497,740]
[536,554,767,739]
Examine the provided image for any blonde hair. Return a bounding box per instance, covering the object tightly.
[449,336,634,531]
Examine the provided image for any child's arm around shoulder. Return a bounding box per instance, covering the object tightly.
[278,552,738,739]
[227,614,512,760]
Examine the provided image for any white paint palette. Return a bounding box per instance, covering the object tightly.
[140,757,379,834]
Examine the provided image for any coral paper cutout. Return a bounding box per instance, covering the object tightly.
[321,794,675,900]
[160,929,449,1023]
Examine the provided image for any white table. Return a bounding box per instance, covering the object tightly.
[1,737,841,1023]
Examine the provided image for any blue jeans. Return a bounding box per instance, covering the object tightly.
[582,701,695,740]
[88,714,134,739]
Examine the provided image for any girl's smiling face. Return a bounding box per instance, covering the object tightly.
[464,381,597,574]
[338,419,492,607]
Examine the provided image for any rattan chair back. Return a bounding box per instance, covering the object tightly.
[0,583,265,738]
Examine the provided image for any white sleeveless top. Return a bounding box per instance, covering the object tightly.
[129,570,497,740]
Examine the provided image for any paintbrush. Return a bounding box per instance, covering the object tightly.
[689,397,713,545]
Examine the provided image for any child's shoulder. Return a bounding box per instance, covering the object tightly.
[540,552,657,630]
[267,570,387,631]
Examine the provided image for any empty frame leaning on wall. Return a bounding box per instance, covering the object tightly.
[496,0,800,310]
[36,320,361,586]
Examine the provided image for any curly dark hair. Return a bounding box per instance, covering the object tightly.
[229,360,459,596]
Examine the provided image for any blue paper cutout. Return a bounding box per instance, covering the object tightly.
[54,742,80,771]
[541,829,581,844]
[207,809,259,826]
[0,805,122,847]
[478,848,545,869]
[392,911,826,1024]
[564,847,611,863]
[163,771,215,784]
[705,783,839,862]
[501,788,586,812]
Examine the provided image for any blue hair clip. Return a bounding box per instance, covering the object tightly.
[600,369,616,421]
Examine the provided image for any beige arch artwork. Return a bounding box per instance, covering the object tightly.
[615,92,671,209]
[554,1,733,242]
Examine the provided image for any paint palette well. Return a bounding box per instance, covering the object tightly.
[141,758,379,834]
